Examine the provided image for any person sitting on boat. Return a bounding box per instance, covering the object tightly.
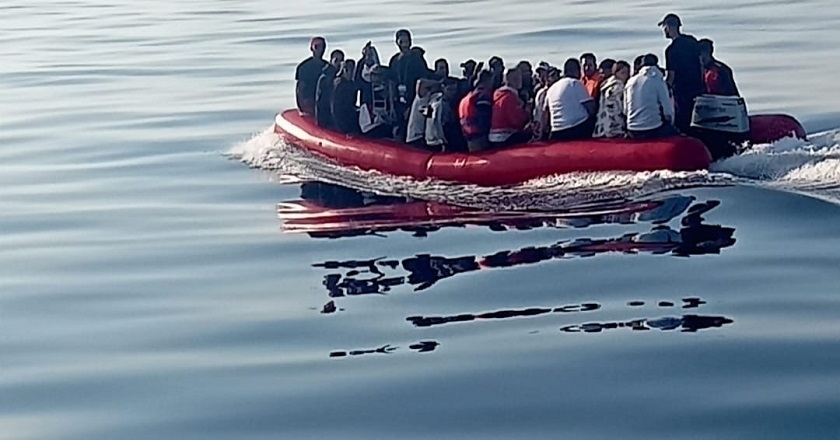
[543,58,597,141]
[516,60,536,105]
[406,79,438,147]
[315,49,345,128]
[580,53,602,98]
[599,59,616,81]
[698,38,740,96]
[488,56,505,89]
[426,78,466,152]
[295,36,328,116]
[388,29,430,135]
[459,70,495,152]
[659,13,705,133]
[490,69,532,147]
[331,59,361,135]
[625,54,678,139]
[432,58,450,81]
[532,66,560,141]
[458,59,481,99]
[632,55,644,76]
[594,61,631,139]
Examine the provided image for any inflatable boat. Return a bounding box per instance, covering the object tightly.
[273,109,805,187]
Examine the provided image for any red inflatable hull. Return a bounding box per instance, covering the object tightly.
[273,109,803,186]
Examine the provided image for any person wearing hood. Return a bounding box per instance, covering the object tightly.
[593,60,631,138]
[331,59,360,135]
[315,49,345,128]
[388,29,430,135]
[490,68,531,147]
[624,54,677,139]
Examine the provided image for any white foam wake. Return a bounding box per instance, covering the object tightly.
[229,125,840,209]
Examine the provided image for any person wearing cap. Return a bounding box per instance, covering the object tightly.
[698,38,740,96]
[625,54,677,139]
[458,70,495,152]
[490,69,531,147]
[315,50,345,129]
[295,36,328,116]
[580,53,602,98]
[543,58,597,141]
[659,13,705,133]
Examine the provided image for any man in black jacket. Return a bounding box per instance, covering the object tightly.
[389,29,430,139]
[659,13,705,133]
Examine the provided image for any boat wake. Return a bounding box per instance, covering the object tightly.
[229,125,840,210]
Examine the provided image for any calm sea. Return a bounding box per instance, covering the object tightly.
[2,1,840,439]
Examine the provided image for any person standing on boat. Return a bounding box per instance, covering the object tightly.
[543,58,597,141]
[594,61,631,138]
[698,39,740,96]
[295,37,328,116]
[331,59,361,135]
[625,55,677,139]
[315,50,345,128]
[490,69,531,147]
[659,13,705,133]
[459,70,494,152]
[388,29,430,137]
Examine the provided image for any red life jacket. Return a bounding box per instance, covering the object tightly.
[458,89,493,138]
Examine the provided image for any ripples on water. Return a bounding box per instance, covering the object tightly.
[3,0,840,439]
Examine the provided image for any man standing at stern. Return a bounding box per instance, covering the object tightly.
[659,13,705,133]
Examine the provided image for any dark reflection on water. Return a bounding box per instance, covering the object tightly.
[330,341,440,358]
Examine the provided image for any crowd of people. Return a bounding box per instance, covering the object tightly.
[294,13,740,153]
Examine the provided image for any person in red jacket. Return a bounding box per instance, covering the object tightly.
[698,38,740,96]
[490,69,531,147]
[459,70,494,152]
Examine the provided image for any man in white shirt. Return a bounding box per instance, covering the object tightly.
[543,58,597,141]
[624,54,678,139]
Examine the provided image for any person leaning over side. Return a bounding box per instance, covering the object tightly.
[543,58,597,141]
[624,54,678,139]
[295,36,328,116]
[659,13,705,133]
[698,38,740,96]
[593,60,631,138]
[459,70,495,152]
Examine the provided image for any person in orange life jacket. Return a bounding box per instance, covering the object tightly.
[459,70,495,152]
[580,53,602,98]
[543,58,598,141]
[659,13,706,133]
[295,37,327,116]
[388,29,430,137]
[490,69,532,148]
[698,38,740,96]
[315,49,345,128]
[331,59,361,135]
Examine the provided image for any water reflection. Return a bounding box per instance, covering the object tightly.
[330,341,440,358]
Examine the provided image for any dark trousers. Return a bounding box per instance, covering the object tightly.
[490,131,531,149]
[466,136,490,152]
[549,117,595,141]
[675,96,698,134]
[628,123,679,139]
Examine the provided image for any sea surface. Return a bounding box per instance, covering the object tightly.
[3,1,840,439]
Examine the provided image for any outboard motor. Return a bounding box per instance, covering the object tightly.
[690,95,750,161]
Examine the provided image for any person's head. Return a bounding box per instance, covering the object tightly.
[633,55,644,75]
[547,67,561,84]
[613,60,631,82]
[460,59,477,78]
[658,13,682,39]
[441,77,459,100]
[434,58,450,78]
[599,58,616,78]
[341,59,356,79]
[310,37,327,59]
[580,53,597,77]
[503,68,523,90]
[489,56,505,73]
[361,42,379,66]
[536,62,550,84]
[474,69,494,90]
[329,50,345,68]
[563,58,582,79]
[395,29,412,53]
[516,61,533,77]
[642,53,659,67]
[416,78,438,98]
[698,38,714,65]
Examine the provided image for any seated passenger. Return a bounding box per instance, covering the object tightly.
[488,56,505,89]
[624,54,678,139]
[516,60,536,104]
[426,78,467,152]
[580,53,602,98]
[432,58,450,80]
[331,59,360,135]
[295,37,328,116]
[490,69,531,147]
[543,58,597,141]
[593,60,631,138]
[406,79,438,147]
[315,50,346,128]
[698,38,740,96]
[457,59,479,101]
[459,70,495,152]
[532,66,560,141]
[633,55,644,76]
[599,59,616,80]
